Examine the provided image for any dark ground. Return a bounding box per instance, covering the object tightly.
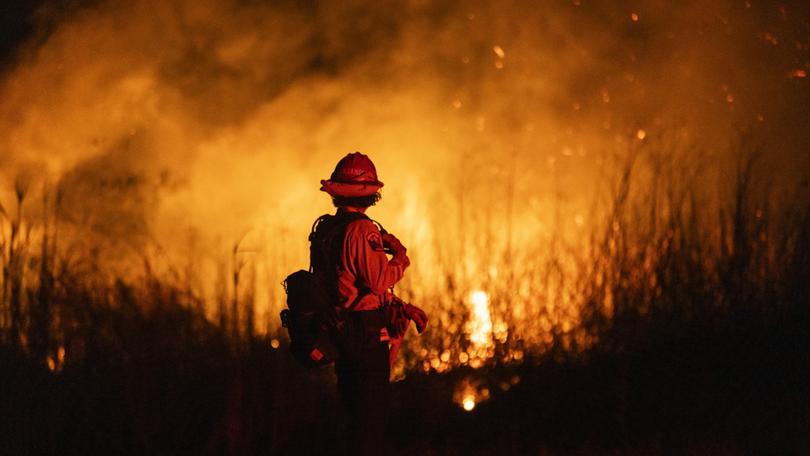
[2,294,807,455]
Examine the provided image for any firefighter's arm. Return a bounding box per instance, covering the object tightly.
[345,220,409,295]
[381,232,410,268]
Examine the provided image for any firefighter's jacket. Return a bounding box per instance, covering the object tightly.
[337,217,410,312]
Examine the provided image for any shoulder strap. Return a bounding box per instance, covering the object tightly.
[370,219,387,235]
[308,212,379,309]
[308,212,369,277]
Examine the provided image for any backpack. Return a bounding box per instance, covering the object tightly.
[280,212,369,367]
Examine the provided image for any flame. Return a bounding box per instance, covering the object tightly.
[0,0,806,378]
[467,290,493,348]
[454,377,490,412]
[46,346,67,373]
[462,395,476,411]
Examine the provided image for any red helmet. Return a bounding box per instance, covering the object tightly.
[320,152,384,197]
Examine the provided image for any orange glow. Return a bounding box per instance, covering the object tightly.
[46,346,67,373]
[454,377,489,411]
[787,69,807,78]
[468,290,493,349]
[0,0,805,379]
[462,395,476,411]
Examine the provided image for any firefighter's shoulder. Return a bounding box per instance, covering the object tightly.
[346,218,384,251]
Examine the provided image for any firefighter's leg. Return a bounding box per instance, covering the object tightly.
[336,311,390,455]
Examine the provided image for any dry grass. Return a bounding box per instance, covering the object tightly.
[0,134,808,454]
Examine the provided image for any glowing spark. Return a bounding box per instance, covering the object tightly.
[455,377,488,411]
[787,69,807,78]
[763,32,779,46]
[462,395,476,411]
[492,45,505,59]
[494,60,504,69]
[270,338,280,349]
[631,12,639,22]
[726,94,735,103]
[47,346,67,372]
[636,129,646,140]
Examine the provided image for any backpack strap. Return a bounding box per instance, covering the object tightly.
[370,219,387,235]
[309,212,374,310]
[308,214,334,273]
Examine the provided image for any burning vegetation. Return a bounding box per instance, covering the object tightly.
[1,0,809,454]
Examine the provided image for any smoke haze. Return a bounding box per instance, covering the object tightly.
[0,0,808,332]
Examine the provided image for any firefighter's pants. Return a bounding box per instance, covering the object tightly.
[335,309,390,455]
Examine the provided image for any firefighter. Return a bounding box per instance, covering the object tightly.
[316,152,427,455]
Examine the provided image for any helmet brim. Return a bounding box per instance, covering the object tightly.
[320,179,384,197]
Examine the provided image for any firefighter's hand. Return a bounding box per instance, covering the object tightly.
[402,303,428,333]
[381,232,406,253]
